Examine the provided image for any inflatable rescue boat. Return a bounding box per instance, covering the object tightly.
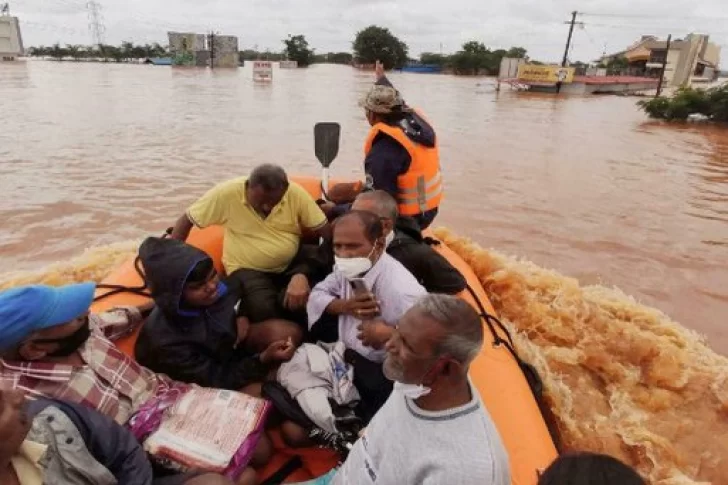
[91,175,558,484]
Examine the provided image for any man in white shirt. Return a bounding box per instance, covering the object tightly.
[307,210,426,420]
[331,293,511,485]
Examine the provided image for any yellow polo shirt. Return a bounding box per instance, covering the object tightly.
[187,177,327,274]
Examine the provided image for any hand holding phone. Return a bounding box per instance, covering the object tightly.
[348,279,380,319]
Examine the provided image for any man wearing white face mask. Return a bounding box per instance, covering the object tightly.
[307,211,426,420]
[352,190,466,295]
[330,294,510,485]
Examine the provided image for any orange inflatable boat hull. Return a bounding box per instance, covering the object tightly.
[91,176,557,484]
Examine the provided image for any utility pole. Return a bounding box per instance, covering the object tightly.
[208,31,215,69]
[557,11,578,93]
[655,34,672,97]
[562,11,578,67]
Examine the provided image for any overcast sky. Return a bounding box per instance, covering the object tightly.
[12,0,728,63]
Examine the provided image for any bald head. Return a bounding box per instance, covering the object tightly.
[248,164,288,192]
[353,190,399,221]
[246,164,289,216]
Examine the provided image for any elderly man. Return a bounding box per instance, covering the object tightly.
[331,294,511,485]
[0,283,270,484]
[307,210,426,420]
[170,164,329,325]
[354,190,464,294]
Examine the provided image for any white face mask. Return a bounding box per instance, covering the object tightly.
[334,255,372,280]
[384,230,395,248]
[334,244,378,280]
[393,381,431,399]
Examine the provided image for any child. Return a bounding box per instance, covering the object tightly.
[135,237,302,392]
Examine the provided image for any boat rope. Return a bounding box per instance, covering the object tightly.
[93,255,150,301]
[91,229,175,302]
[464,282,544,399]
[421,236,544,398]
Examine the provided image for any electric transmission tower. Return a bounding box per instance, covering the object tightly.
[86,1,106,47]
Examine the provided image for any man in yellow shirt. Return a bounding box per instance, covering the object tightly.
[170,164,329,325]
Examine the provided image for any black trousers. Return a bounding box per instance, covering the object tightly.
[344,349,394,424]
[224,246,319,326]
[308,313,339,344]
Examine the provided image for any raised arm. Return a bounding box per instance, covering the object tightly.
[375,59,394,89]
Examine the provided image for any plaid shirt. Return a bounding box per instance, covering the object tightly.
[0,307,177,424]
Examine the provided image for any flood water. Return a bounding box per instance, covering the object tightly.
[3,61,728,483]
[2,61,727,352]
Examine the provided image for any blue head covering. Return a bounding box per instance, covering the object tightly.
[0,283,96,351]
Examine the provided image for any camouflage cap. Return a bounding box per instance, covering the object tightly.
[359,85,412,114]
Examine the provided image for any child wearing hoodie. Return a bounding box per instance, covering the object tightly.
[135,237,302,392]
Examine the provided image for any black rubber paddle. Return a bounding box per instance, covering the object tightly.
[314,122,341,200]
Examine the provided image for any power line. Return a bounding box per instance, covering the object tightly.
[580,12,728,21]
[86,1,105,46]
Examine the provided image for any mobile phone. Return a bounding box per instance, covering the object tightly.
[350,278,369,296]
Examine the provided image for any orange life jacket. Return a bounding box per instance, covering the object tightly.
[363,114,443,216]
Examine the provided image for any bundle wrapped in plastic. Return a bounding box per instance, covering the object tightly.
[129,385,270,481]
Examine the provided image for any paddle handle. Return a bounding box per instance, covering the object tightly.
[321,167,331,201]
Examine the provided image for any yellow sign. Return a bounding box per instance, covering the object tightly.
[517,64,575,84]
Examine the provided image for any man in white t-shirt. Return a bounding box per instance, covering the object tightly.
[329,293,511,485]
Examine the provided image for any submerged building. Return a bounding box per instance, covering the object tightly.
[600,34,721,86]
[0,7,23,61]
[168,31,238,68]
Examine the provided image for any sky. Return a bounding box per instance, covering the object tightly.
[10,0,728,63]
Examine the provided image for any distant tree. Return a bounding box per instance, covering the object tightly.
[419,52,448,66]
[120,41,134,61]
[49,43,66,61]
[100,44,124,62]
[28,46,49,57]
[239,49,285,62]
[65,44,84,61]
[328,52,353,64]
[450,41,489,75]
[600,55,630,74]
[29,41,168,62]
[352,25,408,69]
[312,52,353,64]
[506,46,527,59]
[150,42,168,57]
[283,34,314,67]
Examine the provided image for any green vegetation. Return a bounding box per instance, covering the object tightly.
[312,52,353,65]
[597,55,630,75]
[28,42,168,62]
[282,34,314,67]
[239,50,285,62]
[27,29,529,76]
[638,85,728,122]
[353,26,408,69]
[419,43,529,75]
